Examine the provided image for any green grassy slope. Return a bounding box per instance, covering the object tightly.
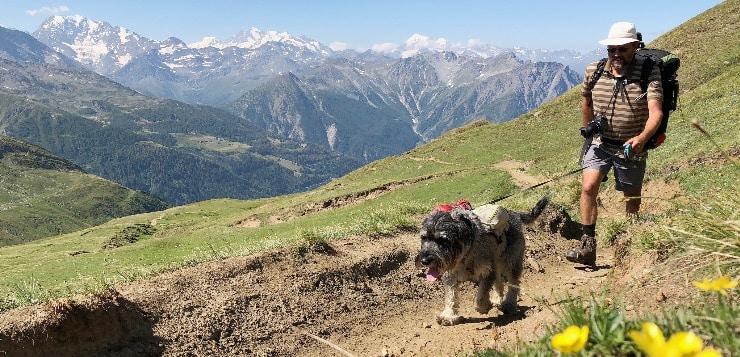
[0,0,737,308]
[0,135,169,246]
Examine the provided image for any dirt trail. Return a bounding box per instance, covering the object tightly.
[0,216,596,357]
[0,161,685,357]
[493,160,547,188]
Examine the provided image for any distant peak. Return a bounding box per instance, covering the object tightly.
[69,14,86,23]
[405,34,431,44]
[405,34,448,50]
[188,27,324,52]
[189,36,220,49]
[45,14,91,26]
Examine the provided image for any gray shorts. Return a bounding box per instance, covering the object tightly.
[582,143,646,192]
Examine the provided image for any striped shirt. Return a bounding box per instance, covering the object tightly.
[582,56,662,143]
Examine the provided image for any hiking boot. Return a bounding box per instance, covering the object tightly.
[566,234,597,266]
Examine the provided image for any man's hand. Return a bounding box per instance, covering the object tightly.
[628,99,663,153]
[625,136,646,153]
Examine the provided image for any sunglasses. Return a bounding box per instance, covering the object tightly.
[607,46,631,54]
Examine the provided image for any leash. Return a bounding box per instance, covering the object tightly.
[486,144,626,205]
[485,166,585,205]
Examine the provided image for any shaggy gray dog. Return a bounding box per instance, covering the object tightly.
[416,196,549,326]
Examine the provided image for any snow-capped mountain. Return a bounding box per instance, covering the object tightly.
[33,15,338,104]
[189,28,329,54]
[34,16,333,75]
[32,15,595,94]
[33,15,157,75]
[27,14,583,163]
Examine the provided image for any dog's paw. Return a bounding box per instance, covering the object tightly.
[498,302,518,315]
[475,301,494,314]
[436,314,464,326]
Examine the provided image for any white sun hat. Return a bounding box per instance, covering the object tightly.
[599,22,640,46]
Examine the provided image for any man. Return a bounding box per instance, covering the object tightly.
[566,22,663,267]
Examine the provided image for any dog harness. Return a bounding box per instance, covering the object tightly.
[432,198,472,213]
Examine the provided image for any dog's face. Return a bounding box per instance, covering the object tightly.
[415,209,475,281]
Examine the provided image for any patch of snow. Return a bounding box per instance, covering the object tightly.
[118,53,132,67]
[326,123,337,150]
[119,27,130,44]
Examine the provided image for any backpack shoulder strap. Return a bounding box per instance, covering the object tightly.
[587,58,608,90]
[639,56,656,93]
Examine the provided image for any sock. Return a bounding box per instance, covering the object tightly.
[582,224,596,237]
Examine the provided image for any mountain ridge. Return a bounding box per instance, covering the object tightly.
[0,37,362,206]
[21,14,584,163]
[229,50,580,156]
[34,14,596,71]
[31,14,594,106]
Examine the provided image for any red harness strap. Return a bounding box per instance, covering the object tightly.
[432,199,472,213]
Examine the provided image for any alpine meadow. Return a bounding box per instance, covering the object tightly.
[0,1,737,356]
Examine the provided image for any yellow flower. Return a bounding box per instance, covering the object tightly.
[630,323,722,357]
[551,325,589,354]
[666,331,703,355]
[692,275,738,296]
[695,347,722,357]
[629,322,667,357]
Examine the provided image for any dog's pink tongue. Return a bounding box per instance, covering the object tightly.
[426,268,440,282]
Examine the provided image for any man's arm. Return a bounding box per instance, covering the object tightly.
[626,99,663,152]
[581,95,594,127]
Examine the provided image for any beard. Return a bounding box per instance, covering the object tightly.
[610,54,633,74]
[611,56,626,72]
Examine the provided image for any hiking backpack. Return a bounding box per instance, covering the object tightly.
[587,47,680,150]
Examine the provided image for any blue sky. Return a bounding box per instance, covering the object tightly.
[0,0,725,52]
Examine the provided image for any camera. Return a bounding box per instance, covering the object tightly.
[580,115,608,138]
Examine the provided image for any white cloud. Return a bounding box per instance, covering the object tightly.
[466,39,483,47]
[371,42,398,53]
[26,6,70,17]
[404,34,452,51]
[329,41,349,51]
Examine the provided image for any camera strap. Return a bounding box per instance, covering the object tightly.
[601,76,625,121]
[579,136,593,166]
